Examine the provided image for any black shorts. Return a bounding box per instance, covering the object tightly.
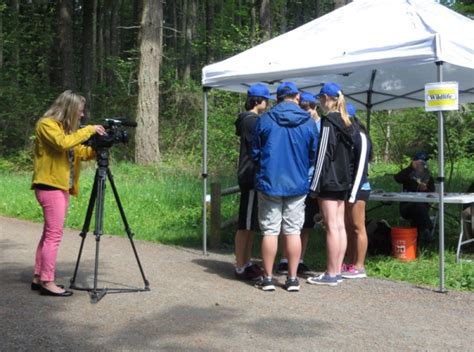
[238,188,260,231]
[303,195,320,229]
[317,190,349,201]
[354,189,371,202]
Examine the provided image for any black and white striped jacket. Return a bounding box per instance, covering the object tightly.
[310,112,355,197]
[348,131,371,203]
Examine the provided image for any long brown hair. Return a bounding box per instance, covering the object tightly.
[42,90,85,134]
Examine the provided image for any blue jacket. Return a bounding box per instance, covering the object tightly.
[252,101,319,197]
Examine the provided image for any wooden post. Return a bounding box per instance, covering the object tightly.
[210,182,221,248]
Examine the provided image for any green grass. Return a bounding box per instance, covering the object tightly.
[0,161,208,247]
[1,159,473,290]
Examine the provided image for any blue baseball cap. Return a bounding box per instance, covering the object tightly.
[317,82,342,98]
[413,151,429,161]
[300,92,317,104]
[277,82,299,98]
[346,103,357,117]
[247,83,272,99]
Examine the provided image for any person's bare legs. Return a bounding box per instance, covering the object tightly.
[261,235,278,277]
[235,229,254,268]
[244,231,256,263]
[349,200,368,269]
[320,199,347,276]
[344,204,356,264]
[300,229,310,261]
[335,201,348,272]
[284,234,302,278]
[278,234,287,260]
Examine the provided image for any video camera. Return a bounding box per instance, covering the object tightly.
[85,118,137,149]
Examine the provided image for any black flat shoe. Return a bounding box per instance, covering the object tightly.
[31,282,64,291]
[39,286,73,297]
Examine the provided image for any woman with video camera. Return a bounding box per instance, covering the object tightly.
[31,90,105,297]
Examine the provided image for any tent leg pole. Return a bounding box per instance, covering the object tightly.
[436,62,447,293]
[366,69,376,134]
[202,89,209,256]
[366,107,372,134]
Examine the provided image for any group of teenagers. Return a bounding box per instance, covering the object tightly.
[233,81,372,292]
[27,85,371,297]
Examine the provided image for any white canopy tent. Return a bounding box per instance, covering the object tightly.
[201,0,474,291]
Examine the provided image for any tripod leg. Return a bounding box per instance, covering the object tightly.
[70,169,99,287]
[107,168,150,289]
[90,167,108,302]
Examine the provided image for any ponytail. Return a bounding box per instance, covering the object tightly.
[336,93,352,127]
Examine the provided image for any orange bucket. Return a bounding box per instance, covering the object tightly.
[391,227,417,261]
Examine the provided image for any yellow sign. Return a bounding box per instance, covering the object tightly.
[425,82,459,112]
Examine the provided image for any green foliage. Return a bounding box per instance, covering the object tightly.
[368,106,474,167]
[2,159,473,290]
[0,161,205,247]
[366,251,474,290]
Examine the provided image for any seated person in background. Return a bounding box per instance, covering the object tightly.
[463,182,474,240]
[394,151,435,244]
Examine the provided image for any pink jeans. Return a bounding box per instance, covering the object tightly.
[34,189,70,282]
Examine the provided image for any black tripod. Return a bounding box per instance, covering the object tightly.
[70,147,150,303]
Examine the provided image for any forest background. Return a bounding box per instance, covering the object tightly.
[1,1,474,290]
[1,0,473,170]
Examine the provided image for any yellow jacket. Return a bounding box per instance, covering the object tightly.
[32,117,96,195]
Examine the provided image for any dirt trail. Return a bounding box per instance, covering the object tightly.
[1,215,473,351]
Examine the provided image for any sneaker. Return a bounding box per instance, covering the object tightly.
[341,264,367,279]
[246,264,263,278]
[336,274,343,283]
[297,262,312,276]
[306,273,338,286]
[255,277,276,291]
[276,261,288,275]
[285,277,300,292]
[234,264,263,281]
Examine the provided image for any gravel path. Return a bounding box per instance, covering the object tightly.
[1,215,473,351]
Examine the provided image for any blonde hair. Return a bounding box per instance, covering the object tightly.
[336,93,352,127]
[42,90,86,133]
[326,91,352,127]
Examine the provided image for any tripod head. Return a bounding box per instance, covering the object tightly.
[95,147,111,168]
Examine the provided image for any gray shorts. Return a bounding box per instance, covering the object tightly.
[257,192,306,236]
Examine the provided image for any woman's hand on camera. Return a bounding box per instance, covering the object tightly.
[93,125,106,136]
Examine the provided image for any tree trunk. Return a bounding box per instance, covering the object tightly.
[58,0,76,90]
[279,0,287,34]
[97,1,104,84]
[315,0,321,18]
[259,0,271,41]
[236,0,242,29]
[110,0,121,56]
[250,0,256,45]
[205,0,214,64]
[103,0,111,58]
[384,120,391,162]
[171,0,179,79]
[133,0,142,26]
[81,0,97,105]
[135,0,162,165]
[10,0,19,86]
[183,0,196,81]
[0,9,3,70]
[334,0,348,9]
